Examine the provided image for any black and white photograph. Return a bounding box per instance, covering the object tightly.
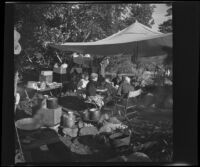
[12,2,174,164]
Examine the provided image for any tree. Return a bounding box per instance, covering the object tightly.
[159,4,172,33]
[14,3,156,76]
[123,4,156,28]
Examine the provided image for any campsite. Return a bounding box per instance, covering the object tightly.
[13,3,173,164]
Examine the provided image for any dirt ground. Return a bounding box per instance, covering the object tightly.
[15,85,173,163]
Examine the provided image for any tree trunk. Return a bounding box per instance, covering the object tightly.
[14,71,19,112]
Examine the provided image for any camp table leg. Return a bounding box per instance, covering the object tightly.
[50,91,53,97]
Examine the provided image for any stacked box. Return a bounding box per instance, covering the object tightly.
[42,107,62,127]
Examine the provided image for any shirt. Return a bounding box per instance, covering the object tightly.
[117,81,135,97]
[104,82,116,96]
[86,81,98,96]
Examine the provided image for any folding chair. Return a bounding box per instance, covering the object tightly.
[114,89,142,120]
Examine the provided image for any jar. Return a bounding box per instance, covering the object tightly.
[62,112,76,128]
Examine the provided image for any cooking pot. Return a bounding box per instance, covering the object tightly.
[47,97,58,109]
[89,108,101,121]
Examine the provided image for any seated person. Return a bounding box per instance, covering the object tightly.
[101,76,117,105]
[117,76,135,98]
[85,73,105,109]
[104,76,116,96]
[112,72,123,88]
[77,73,89,90]
[131,76,140,90]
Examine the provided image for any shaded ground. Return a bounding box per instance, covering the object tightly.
[15,85,173,163]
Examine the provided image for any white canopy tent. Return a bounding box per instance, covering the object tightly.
[49,20,172,63]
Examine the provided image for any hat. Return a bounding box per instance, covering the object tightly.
[90,73,98,79]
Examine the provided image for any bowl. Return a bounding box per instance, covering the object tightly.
[15,118,41,131]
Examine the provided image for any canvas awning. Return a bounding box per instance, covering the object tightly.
[49,20,172,59]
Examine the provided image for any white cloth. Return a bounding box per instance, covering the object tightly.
[128,89,142,98]
[77,79,89,90]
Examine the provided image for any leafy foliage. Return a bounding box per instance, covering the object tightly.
[124,4,156,28]
[14,3,156,75]
[159,3,172,33]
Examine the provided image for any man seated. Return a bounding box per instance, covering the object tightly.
[117,76,135,98]
[85,73,105,109]
[101,76,117,105]
[112,72,123,89]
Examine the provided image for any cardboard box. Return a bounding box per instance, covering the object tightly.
[42,107,62,126]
